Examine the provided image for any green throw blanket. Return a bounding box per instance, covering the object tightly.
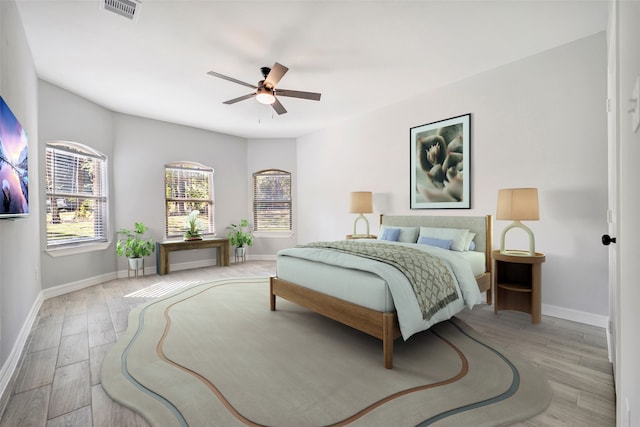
[300,241,459,320]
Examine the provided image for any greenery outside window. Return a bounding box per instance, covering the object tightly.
[253,169,292,232]
[165,161,214,238]
[46,141,108,248]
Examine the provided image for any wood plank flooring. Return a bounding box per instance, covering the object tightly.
[0,261,615,426]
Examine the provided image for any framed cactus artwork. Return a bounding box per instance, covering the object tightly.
[410,114,471,209]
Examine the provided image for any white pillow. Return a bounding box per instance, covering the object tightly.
[419,227,470,252]
[378,226,419,243]
[464,232,477,251]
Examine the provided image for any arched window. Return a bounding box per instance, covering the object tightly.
[164,161,214,238]
[46,141,108,247]
[253,169,292,232]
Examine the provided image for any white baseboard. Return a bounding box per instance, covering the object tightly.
[165,259,216,273]
[542,303,609,328]
[246,254,277,261]
[0,293,43,408]
[41,272,118,299]
[478,296,608,329]
[606,327,614,365]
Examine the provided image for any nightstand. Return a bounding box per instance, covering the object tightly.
[345,235,377,240]
[492,250,545,323]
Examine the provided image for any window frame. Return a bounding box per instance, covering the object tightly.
[164,161,215,239]
[252,169,293,236]
[45,141,109,252]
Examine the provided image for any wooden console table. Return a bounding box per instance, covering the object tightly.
[156,238,230,275]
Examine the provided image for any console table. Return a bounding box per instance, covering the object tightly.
[156,238,230,275]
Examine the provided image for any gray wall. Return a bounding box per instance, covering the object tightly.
[296,33,609,318]
[0,0,40,368]
[112,113,247,271]
[36,88,254,280]
[38,81,116,287]
[247,138,298,257]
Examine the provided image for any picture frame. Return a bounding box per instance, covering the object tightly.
[410,114,470,209]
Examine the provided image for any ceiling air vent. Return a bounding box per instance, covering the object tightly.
[101,0,141,21]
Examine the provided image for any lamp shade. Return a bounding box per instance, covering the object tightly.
[349,191,373,214]
[496,188,539,221]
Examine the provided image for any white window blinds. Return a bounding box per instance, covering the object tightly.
[253,169,292,231]
[46,142,108,247]
[165,162,214,238]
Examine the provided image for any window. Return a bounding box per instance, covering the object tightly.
[46,141,108,247]
[253,169,292,232]
[165,161,214,238]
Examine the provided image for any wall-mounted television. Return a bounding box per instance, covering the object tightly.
[0,96,29,218]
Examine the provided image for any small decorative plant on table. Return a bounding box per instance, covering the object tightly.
[184,210,205,241]
[227,219,253,262]
[116,222,155,275]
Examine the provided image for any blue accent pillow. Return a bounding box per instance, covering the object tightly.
[418,236,453,250]
[468,240,476,251]
[380,227,401,241]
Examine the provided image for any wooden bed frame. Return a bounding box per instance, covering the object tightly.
[270,215,493,369]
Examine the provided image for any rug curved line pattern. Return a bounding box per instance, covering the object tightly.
[101,277,551,427]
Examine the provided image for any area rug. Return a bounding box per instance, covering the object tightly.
[101,277,551,427]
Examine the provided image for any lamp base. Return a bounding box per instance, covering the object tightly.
[353,214,370,238]
[500,221,536,256]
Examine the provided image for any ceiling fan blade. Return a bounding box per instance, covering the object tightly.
[207,71,257,90]
[264,63,289,89]
[271,97,287,115]
[276,89,321,101]
[223,93,256,104]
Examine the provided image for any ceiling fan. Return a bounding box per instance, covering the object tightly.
[207,62,321,115]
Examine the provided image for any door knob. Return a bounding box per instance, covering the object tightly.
[602,234,617,245]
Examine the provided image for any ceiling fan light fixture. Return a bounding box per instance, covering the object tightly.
[208,63,321,115]
[256,88,276,105]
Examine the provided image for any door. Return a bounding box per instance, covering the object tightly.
[613,0,640,424]
[605,0,619,377]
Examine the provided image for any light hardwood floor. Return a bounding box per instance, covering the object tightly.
[0,261,615,426]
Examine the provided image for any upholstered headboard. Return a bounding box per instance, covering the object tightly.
[379,215,493,293]
[380,215,492,254]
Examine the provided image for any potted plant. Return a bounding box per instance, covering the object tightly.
[184,210,205,241]
[227,219,253,261]
[116,222,155,272]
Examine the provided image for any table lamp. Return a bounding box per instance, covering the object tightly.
[349,191,373,237]
[496,188,539,256]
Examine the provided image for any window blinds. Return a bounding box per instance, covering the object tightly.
[165,162,214,238]
[45,143,108,246]
[253,169,292,231]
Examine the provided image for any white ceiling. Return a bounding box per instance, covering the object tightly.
[15,0,608,139]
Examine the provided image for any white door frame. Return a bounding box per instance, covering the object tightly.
[606,0,619,377]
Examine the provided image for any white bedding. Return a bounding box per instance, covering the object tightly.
[459,250,486,277]
[276,240,482,340]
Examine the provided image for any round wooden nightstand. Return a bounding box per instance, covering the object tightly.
[492,250,546,323]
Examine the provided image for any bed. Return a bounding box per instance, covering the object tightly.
[269,214,493,369]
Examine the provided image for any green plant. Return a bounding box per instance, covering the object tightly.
[116,222,155,258]
[184,210,205,239]
[227,219,253,247]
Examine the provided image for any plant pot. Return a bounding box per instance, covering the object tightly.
[235,246,246,262]
[128,257,144,270]
[184,236,202,241]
